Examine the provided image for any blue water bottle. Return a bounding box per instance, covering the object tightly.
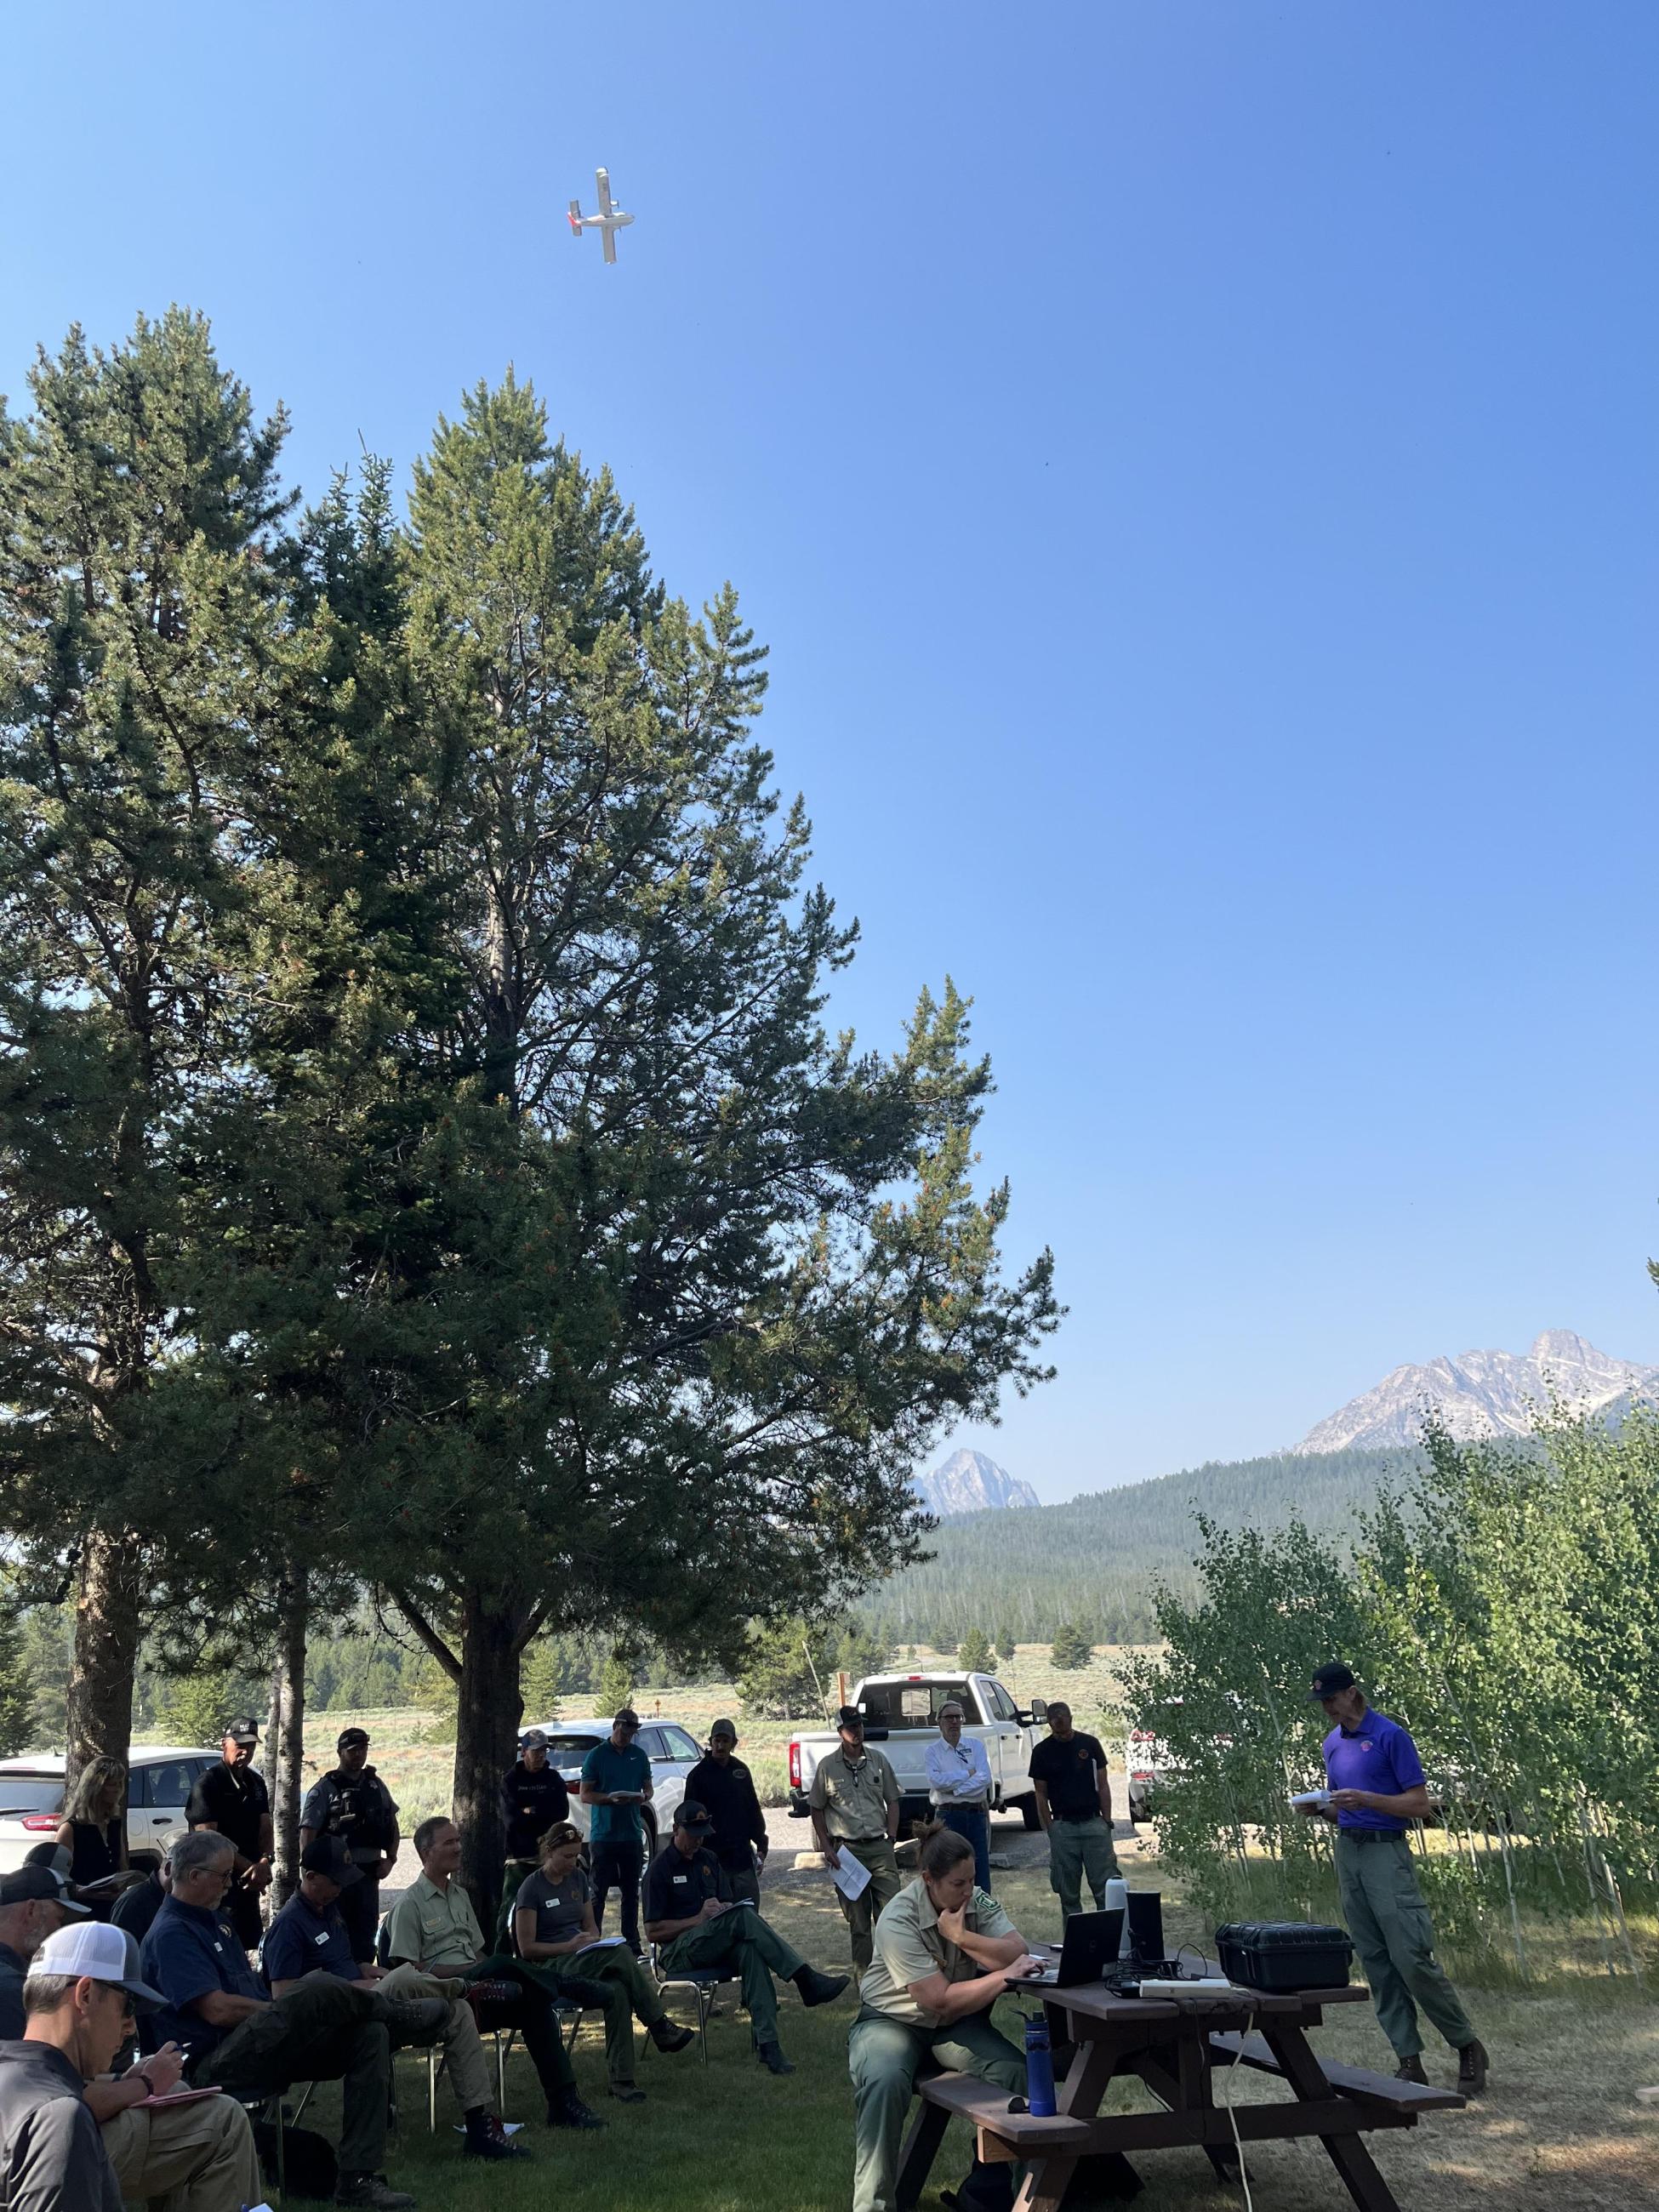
[1023,2014,1057,2117]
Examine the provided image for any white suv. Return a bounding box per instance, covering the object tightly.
[526,1717,702,1857]
[0,1747,222,1877]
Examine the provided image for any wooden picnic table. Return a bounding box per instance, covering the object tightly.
[896,1965,1464,2212]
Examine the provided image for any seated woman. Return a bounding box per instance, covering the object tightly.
[848,1823,1045,2212]
[513,1821,693,2101]
[54,1758,138,1905]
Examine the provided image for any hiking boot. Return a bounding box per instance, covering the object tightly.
[547,2088,606,2129]
[792,1964,851,2009]
[1457,2039,1489,2095]
[755,2039,795,2075]
[1394,2055,1428,2085]
[608,2082,647,2102]
[647,2015,694,2052]
[378,1996,449,2045]
[336,2176,417,2209]
[463,2113,527,2160]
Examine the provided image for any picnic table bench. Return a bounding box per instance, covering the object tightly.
[897,1970,1465,2212]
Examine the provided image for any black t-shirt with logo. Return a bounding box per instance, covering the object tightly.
[643,1842,722,1927]
[185,1759,270,1858]
[1029,1731,1109,1820]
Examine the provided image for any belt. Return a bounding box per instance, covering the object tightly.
[1053,1811,1103,1825]
[1337,1826,1406,1844]
[841,1835,890,1847]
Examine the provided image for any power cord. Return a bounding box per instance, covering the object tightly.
[1214,2029,1255,2212]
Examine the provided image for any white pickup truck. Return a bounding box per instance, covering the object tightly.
[786,1670,1048,1833]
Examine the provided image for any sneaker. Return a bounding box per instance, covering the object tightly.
[379,1996,449,2045]
[1394,2055,1428,2085]
[647,2017,694,2053]
[793,1965,851,2009]
[336,2176,418,2209]
[1457,2039,1490,2095]
[547,2089,606,2130]
[755,2040,795,2076]
[608,2083,647,2102]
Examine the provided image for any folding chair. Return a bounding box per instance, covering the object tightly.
[641,1942,738,2066]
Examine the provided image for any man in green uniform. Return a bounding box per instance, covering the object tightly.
[643,1804,847,2075]
[848,1824,1042,2212]
[809,1707,902,1975]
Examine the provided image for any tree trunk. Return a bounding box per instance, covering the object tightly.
[268,1565,308,1912]
[65,1531,141,1861]
[452,1583,528,1930]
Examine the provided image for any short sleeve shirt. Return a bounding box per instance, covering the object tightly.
[1029,1732,1108,1820]
[859,1877,1018,2027]
[643,1843,722,1927]
[141,1895,267,2063]
[262,1889,361,1985]
[581,1741,653,1842]
[807,1747,899,1839]
[384,1872,486,1973]
[1321,1709,1427,1833]
[185,1760,270,1860]
[0,2042,124,2212]
[299,1767,399,1863]
[515,1866,590,1947]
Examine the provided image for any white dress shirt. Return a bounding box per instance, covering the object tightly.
[925,1732,993,1810]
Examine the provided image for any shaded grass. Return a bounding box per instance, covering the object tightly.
[284,1845,1659,2211]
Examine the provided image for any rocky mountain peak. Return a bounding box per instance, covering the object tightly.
[915,1449,1040,1519]
[1300,1331,1657,1454]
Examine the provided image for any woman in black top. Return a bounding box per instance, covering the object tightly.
[54,1756,126,1886]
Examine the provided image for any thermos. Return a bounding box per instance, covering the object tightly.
[1023,2015,1057,2117]
[1105,1876,1132,1957]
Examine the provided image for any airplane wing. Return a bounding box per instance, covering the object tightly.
[596,168,613,218]
[601,224,617,265]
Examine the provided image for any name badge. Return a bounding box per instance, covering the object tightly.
[315,1931,330,1947]
[672,1873,688,1884]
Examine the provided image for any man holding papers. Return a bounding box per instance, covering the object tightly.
[514,1819,693,2101]
[808,1707,903,1975]
[644,1804,848,2075]
[925,1702,994,1892]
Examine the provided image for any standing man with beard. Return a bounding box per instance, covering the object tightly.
[185,1719,271,1953]
[685,1720,769,1904]
[300,1726,401,1966]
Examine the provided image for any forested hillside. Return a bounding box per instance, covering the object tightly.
[854,1445,1425,1647]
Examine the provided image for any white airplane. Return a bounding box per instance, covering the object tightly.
[567,168,634,265]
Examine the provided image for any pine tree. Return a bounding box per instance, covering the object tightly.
[596,1649,636,1718]
[0,1586,37,1755]
[957,1626,994,1673]
[1051,1622,1093,1671]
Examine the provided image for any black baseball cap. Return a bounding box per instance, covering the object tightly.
[0,1863,91,1915]
[224,1717,260,1745]
[835,1705,864,1730]
[673,1800,714,1833]
[1308,1663,1357,1701]
[613,1707,641,1730]
[337,1726,369,1749]
[299,1835,363,1888]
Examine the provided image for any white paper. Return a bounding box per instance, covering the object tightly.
[1290,1789,1331,1808]
[832,1852,872,1901]
[453,2122,525,2135]
[567,1936,627,1955]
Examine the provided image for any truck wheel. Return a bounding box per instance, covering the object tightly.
[1018,1796,1042,1832]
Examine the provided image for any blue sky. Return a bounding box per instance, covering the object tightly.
[6,5,1656,1500]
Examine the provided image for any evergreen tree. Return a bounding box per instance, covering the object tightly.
[595,1648,636,1717]
[956,1626,993,1673]
[995,1626,1021,1668]
[1050,1622,1093,1671]
[0,1586,37,1755]
[737,1618,836,1721]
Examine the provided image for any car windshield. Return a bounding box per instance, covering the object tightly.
[544,1735,604,1767]
[0,1776,63,1815]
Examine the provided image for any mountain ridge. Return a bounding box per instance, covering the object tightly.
[1299,1329,1656,1452]
[915,1448,1040,1519]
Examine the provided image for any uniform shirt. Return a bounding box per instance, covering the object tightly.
[807,1746,899,1839]
[514,1867,590,1947]
[384,1871,486,1975]
[498,1762,572,1861]
[111,1875,167,1947]
[185,1760,270,1862]
[0,1942,26,2041]
[262,1887,361,1985]
[299,1766,400,1867]
[684,1755,768,1868]
[579,1741,652,1844]
[1321,1708,1427,1833]
[0,2039,124,2212]
[1029,1732,1109,1821]
[140,1893,267,2064]
[859,1876,1017,2029]
[925,1735,993,1810]
[643,1843,722,1930]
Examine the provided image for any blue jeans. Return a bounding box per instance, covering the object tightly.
[940,1804,991,1890]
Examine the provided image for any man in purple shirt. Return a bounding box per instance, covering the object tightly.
[1299,1663,1487,2093]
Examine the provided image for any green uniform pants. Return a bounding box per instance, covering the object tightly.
[536,1944,666,2084]
[659,1908,806,2047]
[196,1974,391,2176]
[717,1853,761,1906]
[1336,1830,1475,2060]
[833,1838,904,1975]
[848,2006,1024,2212]
[1046,1814,1120,1922]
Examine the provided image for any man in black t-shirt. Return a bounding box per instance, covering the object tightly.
[684,1720,768,1904]
[185,1719,272,1952]
[1028,1702,1120,1925]
[495,1730,571,1938]
[642,1804,846,2076]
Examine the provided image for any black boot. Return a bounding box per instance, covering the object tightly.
[755,2038,795,2075]
[791,1964,851,2008]
[1394,2055,1428,2085]
[648,2016,694,2053]
[1457,2039,1489,2095]
[547,2087,606,2129]
[463,2109,527,2160]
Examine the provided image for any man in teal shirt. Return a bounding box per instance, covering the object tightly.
[579,1709,653,1954]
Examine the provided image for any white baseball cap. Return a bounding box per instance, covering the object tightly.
[26,1920,165,2011]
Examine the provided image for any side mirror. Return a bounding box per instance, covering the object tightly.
[1023,1698,1047,1725]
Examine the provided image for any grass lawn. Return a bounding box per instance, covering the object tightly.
[282,1849,1659,2212]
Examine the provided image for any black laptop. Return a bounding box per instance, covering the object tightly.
[1016,1908,1125,1989]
